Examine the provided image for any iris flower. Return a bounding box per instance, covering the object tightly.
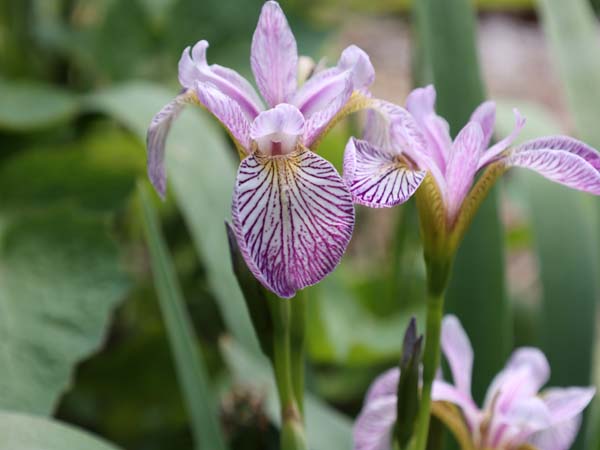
[343,85,600,255]
[147,1,375,298]
[353,315,595,450]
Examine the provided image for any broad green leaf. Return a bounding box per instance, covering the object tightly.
[221,339,353,450]
[0,79,79,131]
[0,410,121,450]
[138,182,227,450]
[86,82,260,354]
[413,0,510,402]
[0,207,130,415]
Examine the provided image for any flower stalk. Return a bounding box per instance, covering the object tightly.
[269,294,307,450]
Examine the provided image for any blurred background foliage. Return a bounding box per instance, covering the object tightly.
[1,0,600,449]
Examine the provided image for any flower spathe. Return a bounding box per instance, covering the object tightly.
[147,1,375,298]
[343,85,600,255]
[353,315,596,450]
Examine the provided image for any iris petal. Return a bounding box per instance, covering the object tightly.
[353,396,396,450]
[179,40,263,118]
[251,1,298,107]
[503,136,600,194]
[441,315,474,398]
[343,137,426,208]
[232,148,354,299]
[146,90,196,198]
[469,100,496,150]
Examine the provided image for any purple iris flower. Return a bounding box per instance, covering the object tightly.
[353,315,595,450]
[344,85,600,225]
[147,1,375,298]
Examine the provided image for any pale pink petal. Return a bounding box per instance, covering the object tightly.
[178,40,263,118]
[353,396,396,450]
[405,85,452,171]
[251,1,298,107]
[491,397,552,448]
[232,149,354,299]
[541,387,596,425]
[528,416,582,450]
[441,315,474,397]
[365,368,400,404]
[303,74,353,146]
[478,108,525,169]
[503,136,600,195]
[146,91,195,198]
[432,380,480,431]
[484,348,550,412]
[195,81,251,150]
[293,45,374,118]
[444,122,484,222]
[250,104,305,156]
[343,137,426,208]
[469,100,496,150]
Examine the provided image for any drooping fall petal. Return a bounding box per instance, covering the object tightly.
[179,40,263,118]
[146,90,197,198]
[353,396,396,450]
[232,148,354,299]
[503,136,600,195]
[343,137,426,208]
[251,1,298,107]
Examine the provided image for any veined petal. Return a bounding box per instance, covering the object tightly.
[250,103,305,156]
[353,396,396,450]
[147,90,196,198]
[441,315,474,397]
[196,81,251,152]
[303,74,353,146]
[343,137,426,208]
[251,1,298,107]
[484,348,550,412]
[293,45,374,118]
[406,85,452,171]
[491,397,552,448]
[478,108,526,169]
[365,368,400,404]
[178,40,263,118]
[232,148,354,299]
[470,100,496,150]
[445,122,484,223]
[503,136,600,195]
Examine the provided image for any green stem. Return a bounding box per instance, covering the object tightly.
[290,291,306,416]
[414,258,449,450]
[269,295,307,450]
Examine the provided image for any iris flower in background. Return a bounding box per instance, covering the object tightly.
[146,1,375,298]
[343,85,600,255]
[353,315,596,450]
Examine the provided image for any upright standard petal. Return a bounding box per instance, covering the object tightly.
[441,315,473,396]
[503,136,600,195]
[444,122,484,222]
[478,108,525,168]
[179,40,263,118]
[343,137,426,208]
[365,368,400,404]
[469,100,496,150]
[232,148,354,299]
[251,1,298,107]
[293,45,374,117]
[196,81,251,151]
[147,90,196,198]
[405,85,452,171]
[250,103,305,156]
